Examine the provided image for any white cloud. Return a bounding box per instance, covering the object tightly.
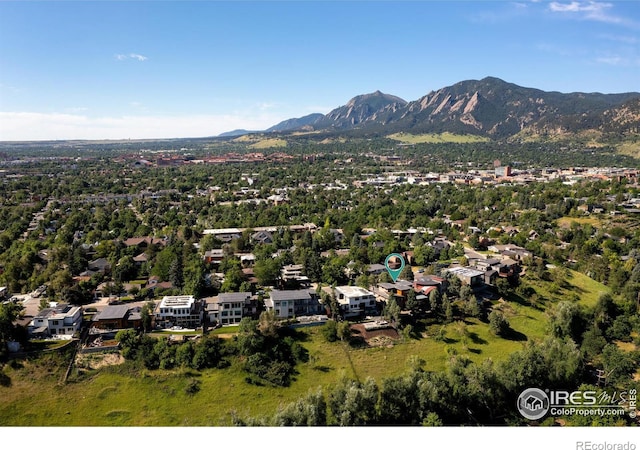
[129,53,148,61]
[0,111,285,141]
[65,107,89,113]
[549,1,605,13]
[595,56,624,65]
[598,33,638,44]
[595,55,640,66]
[548,1,629,25]
[114,53,149,61]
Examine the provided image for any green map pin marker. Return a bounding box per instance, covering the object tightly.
[384,253,405,282]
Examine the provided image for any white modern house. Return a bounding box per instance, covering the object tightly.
[155,295,203,329]
[334,286,377,317]
[445,266,485,287]
[29,303,83,339]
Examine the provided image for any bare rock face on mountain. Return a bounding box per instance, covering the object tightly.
[235,77,640,139]
[318,90,409,129]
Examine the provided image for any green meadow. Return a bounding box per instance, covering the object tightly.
[387,132,491,144]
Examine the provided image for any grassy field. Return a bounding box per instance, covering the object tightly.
[557,216,603,229]
[617,140,640,158]
[522,268,609,309]
[387,132,490,144]
[248,138,287,149]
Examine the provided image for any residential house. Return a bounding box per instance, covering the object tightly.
[266,289,322,319]
[483,269,499,286]
[123,236,166,249]
[333,286,377,318]
[206,292,251,326]
[29,303,83,338]
[147,276,174,292]
[203,249,225,265]
[281,264,309,286]
[92,305,143,330]
[251,230,273,245]
[487,244,532,261]
[88,257,111,275]
[414,275,446,296]
[474,258,502,272]
[239,253,255,267]
[366,264,386,276]
[430,237,451,256]
[375,280,414,307]
[133,252,149,266]
[155,295,203,329]
[202,228,243,243]
[445,266,485,287]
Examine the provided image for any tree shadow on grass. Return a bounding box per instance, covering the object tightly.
[347,336,367,348]
[503,328,527,342]
[468,331,487,345]
[281,327,311,342]
[0,371,11,387]
[312,365,332,373]
[468,348,482,355]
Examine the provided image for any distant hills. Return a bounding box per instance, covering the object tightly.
[220,77,640,141]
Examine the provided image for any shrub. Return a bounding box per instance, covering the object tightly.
[488,310,511,337]
[321,320,338,342]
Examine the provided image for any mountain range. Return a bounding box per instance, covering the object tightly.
[220,77,640,140]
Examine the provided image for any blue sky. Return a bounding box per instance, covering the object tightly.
[1,0,639,140]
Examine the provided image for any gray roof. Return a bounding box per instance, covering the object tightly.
[415,276,441,286]
[219,292,252,303]
[88,258,111,270]
[479,258,501,265]
[270,289,312,301]
[94,305,130,321]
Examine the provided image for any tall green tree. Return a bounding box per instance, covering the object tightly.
[140,300,156,332]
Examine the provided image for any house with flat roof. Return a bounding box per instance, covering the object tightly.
[366,264,386,275]
[334,286,377,317]
[29,303,83,339]
[155,295,203,329]
[376,280,414,302]
[206,292,252,326]
[281,264,309,286]
[445,266,485,287]
[265,289,322,319]
[203,249,225,265]
[251,230,273,245]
